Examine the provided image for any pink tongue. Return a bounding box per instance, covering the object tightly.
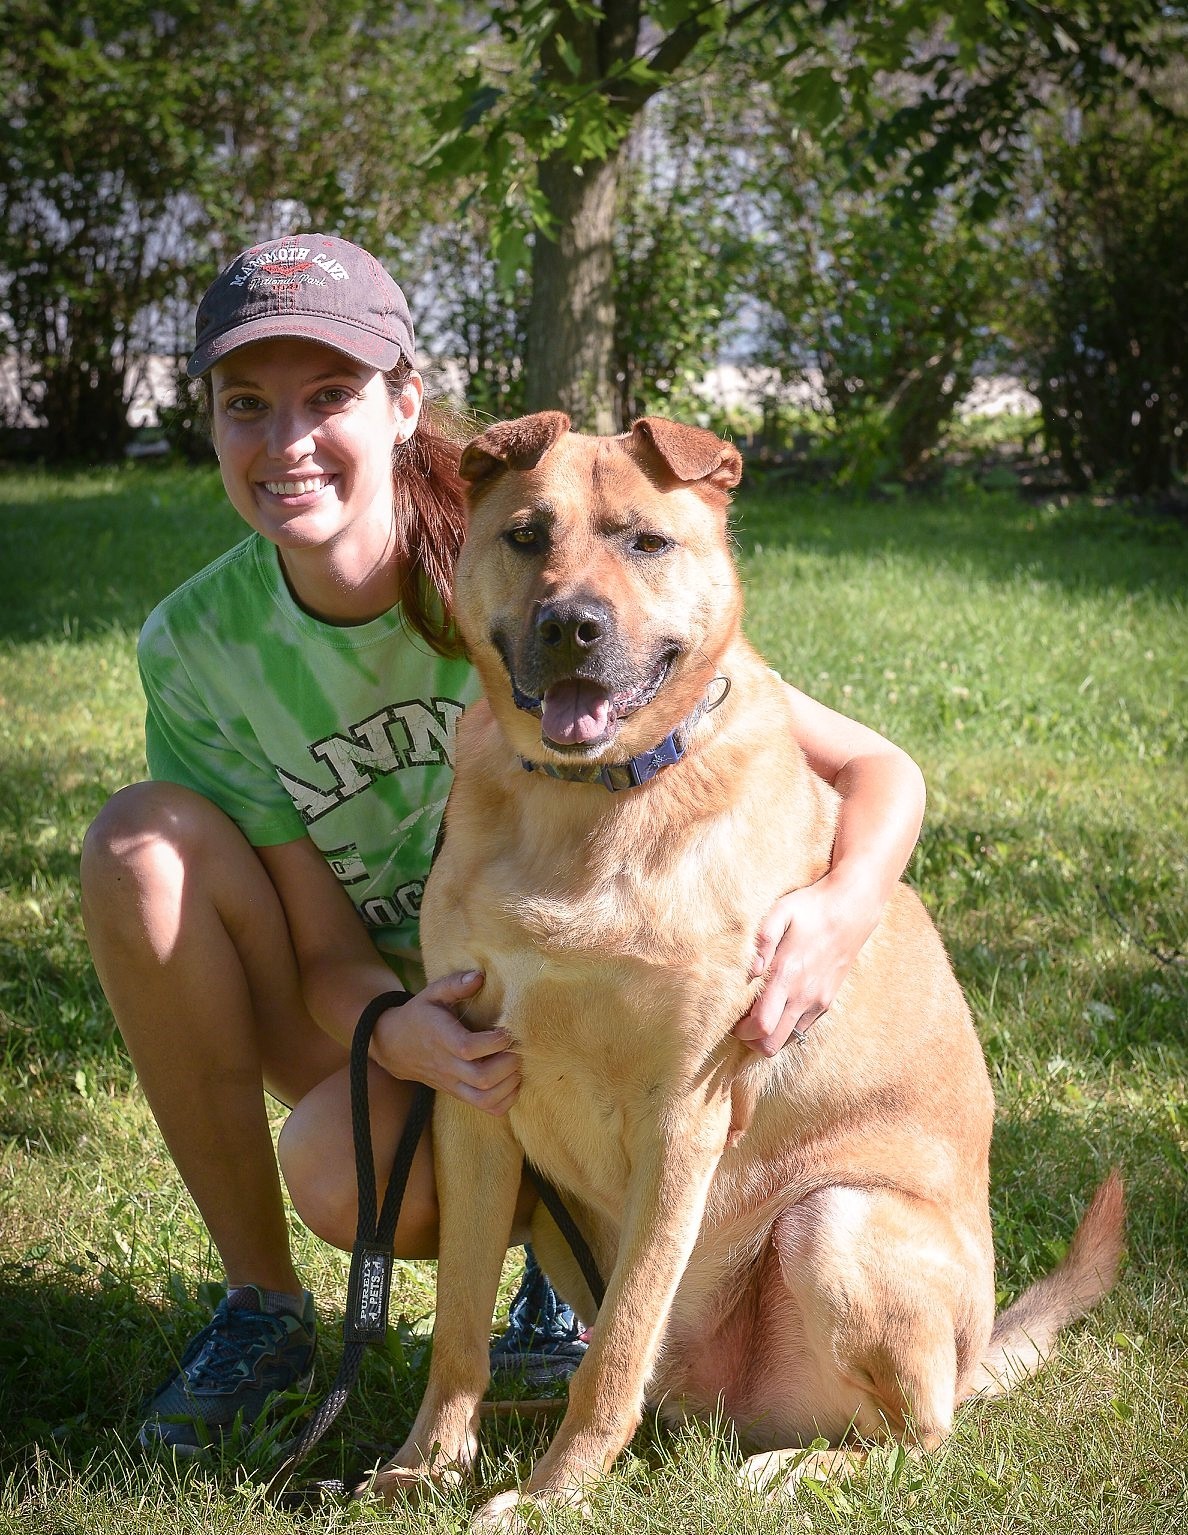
[541,681,612,745]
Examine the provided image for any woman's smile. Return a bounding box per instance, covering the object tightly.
[260,473,336,500]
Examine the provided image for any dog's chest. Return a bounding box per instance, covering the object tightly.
[475,796,772,977]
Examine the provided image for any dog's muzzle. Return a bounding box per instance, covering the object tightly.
[496,596,678,752]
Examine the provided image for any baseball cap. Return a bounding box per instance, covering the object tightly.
[186,233,416,378]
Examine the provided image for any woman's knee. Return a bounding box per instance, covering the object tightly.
[81,781,225,899]
[279,1072,440,1258]
[278,1098,351,1251]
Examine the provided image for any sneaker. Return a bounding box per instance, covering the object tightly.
[489,1246,588,1386]
[138,1286,316,1455]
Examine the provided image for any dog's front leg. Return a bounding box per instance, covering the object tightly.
[475,1095,732,1526]
[367,1095,521,1501]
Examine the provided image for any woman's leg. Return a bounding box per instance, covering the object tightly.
[83,782,580,1434]
[81,780,354,1292]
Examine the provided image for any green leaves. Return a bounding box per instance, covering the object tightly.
[0,0,468,460]
[782,64,846,136]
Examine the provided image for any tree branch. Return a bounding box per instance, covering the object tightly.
[611,0,776,113]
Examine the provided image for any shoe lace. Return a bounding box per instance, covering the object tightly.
[178,1306,286,1390]
[506,1253,582,1346]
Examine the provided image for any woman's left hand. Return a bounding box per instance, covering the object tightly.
[733,879,868,1056]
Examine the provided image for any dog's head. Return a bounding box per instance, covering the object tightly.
[456,411,744,766]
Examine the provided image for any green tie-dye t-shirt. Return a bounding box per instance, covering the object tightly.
[137,533,479,963]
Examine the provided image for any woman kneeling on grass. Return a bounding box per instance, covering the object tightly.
[80,233,926,1456]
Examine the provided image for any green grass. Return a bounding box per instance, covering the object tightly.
[1,464,1185,1532]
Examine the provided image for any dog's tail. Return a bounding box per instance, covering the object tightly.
[968,1170,1125,1401]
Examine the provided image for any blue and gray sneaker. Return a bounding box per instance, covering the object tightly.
[138,1286,316,1455]
[489,1246,588,1386]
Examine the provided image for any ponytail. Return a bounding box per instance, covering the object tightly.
[390,403,469,658]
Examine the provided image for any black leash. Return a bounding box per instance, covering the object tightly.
[524,1163,606,1310]
[270,988,421,1489]
[269,988,606,1496]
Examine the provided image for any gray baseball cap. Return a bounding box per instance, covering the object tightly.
[186,233,416,378]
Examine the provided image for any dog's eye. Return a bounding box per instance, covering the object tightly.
[632,533,671,555]
[505,526,540,550]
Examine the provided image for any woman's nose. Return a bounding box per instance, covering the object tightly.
[267,405,317,461]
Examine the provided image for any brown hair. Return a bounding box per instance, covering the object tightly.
[386,365,468,659]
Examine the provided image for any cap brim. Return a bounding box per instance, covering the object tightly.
[186,314,408,378]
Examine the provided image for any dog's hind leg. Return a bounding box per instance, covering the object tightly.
[735,1182,993,1500]
[368,1098,523,1501]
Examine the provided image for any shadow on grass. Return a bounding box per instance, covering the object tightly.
[0,939,125,1092]
[908,807,1187,1060]
[987,1098,1186,1306]
[0,750,145,840]
[0,1265,555,1500]
[0,1271,175,1469]
[734,478,1188,601]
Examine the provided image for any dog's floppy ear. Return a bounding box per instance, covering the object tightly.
[459,410,572,485]
[631,416,743,492]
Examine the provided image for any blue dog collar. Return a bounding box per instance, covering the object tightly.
[519,676,730,793]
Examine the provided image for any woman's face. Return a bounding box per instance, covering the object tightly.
[209,336,422,554]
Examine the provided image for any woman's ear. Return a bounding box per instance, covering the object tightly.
[394,371,425,442]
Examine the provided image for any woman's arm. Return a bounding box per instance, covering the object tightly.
[258,837,519,1115]
[733,682,927,1057]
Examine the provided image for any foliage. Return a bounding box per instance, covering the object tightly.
[0,0,462,462]
[1008,84,1188,494]
[612,93,753,424]
[2,464,1186,1527]
[422,1,1170,430]
[754,178,1006,485]
[1,0,1182,474]
[424,215,532,422]
[818,1,1171,214]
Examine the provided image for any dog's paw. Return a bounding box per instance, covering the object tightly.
[739,1446,870,1499]
[470,1491,532,1533]
[470,1486,593,1532]
[354,1460,467,1504]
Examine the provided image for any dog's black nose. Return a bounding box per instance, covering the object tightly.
[535,598,610,656]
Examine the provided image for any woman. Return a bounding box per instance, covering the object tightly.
[80,233,925,1454]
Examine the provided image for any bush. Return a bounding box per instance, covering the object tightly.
[1014,96,1188,495]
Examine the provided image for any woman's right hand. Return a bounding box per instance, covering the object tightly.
[369,969,520,1116]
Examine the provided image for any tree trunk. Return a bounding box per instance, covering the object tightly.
[524,146,626,434]
[519,0,727,431]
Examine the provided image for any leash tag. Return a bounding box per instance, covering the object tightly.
[344,1240,394,1344]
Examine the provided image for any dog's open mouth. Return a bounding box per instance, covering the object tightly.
[533,654,676,750]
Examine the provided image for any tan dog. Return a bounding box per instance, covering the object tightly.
[373,412,1124,1525]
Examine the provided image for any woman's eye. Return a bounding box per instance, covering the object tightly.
[632,532,671,554]
[317,387,352,406]
[225,395,264,414]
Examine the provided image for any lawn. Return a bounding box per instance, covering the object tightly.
[0,463,1185,1533]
